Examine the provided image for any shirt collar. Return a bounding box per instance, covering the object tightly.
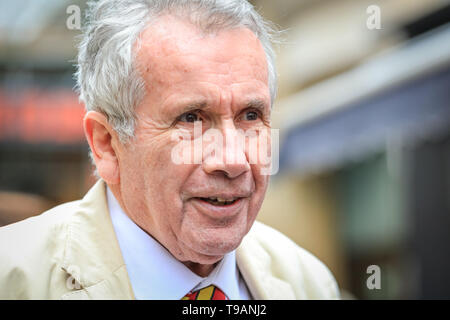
[107,186,242,300]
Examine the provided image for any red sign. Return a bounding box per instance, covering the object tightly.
[0,89,86,143]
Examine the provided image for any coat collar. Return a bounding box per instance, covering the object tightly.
[60,179,295,300]
[236,225,297,300]
[60,179,134,299]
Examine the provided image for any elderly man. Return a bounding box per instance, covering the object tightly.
[0,0,339,300]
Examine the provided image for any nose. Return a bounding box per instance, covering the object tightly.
[201,123,250,179]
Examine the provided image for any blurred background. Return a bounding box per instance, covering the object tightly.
[0,0,449,299]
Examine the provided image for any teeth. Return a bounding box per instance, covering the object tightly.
[204,197,237,205]
[207,197,234,202]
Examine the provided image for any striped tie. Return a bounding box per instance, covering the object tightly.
[182,285,229,300]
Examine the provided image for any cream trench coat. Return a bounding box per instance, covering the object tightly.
[0,180,340,300]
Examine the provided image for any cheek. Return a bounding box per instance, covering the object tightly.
[139,140,197,216]
[244,128,272,183]
[248,164,269,218]
[120,135,187,200]
[146,142,196,188]
[120,137,199,239]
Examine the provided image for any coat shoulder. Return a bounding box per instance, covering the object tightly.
[0,199,82,253]
[242,221,340,299]
[0,200,82,299]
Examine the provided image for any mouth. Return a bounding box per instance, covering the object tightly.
[194,197,241,206]
[187,195,248,219]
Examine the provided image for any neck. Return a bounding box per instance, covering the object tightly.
[183,261,218,277]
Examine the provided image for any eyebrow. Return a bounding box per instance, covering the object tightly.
[177,98,269,114]
[177,101,208,114]
[246,99,269,113]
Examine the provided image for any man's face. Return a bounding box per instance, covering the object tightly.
[115,15,271,266]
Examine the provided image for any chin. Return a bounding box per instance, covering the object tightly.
[187,231,243,259]
[178,214,252,261]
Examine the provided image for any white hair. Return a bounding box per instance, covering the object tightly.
[76,0,279,142]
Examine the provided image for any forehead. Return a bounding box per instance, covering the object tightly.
[135,15,268,88]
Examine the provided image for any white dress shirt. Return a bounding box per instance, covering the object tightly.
[107,187,252,300]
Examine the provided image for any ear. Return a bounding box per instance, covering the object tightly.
[83,111,120,184]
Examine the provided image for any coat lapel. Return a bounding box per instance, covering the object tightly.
[60,180,135,300]
[236,224,297,300]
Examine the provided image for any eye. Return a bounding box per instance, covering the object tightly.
[243,110,259,121]
[178,111,202,123]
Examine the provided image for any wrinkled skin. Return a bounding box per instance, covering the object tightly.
[84,15,272,276]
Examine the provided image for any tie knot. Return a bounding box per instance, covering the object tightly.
[182,285,229,300]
